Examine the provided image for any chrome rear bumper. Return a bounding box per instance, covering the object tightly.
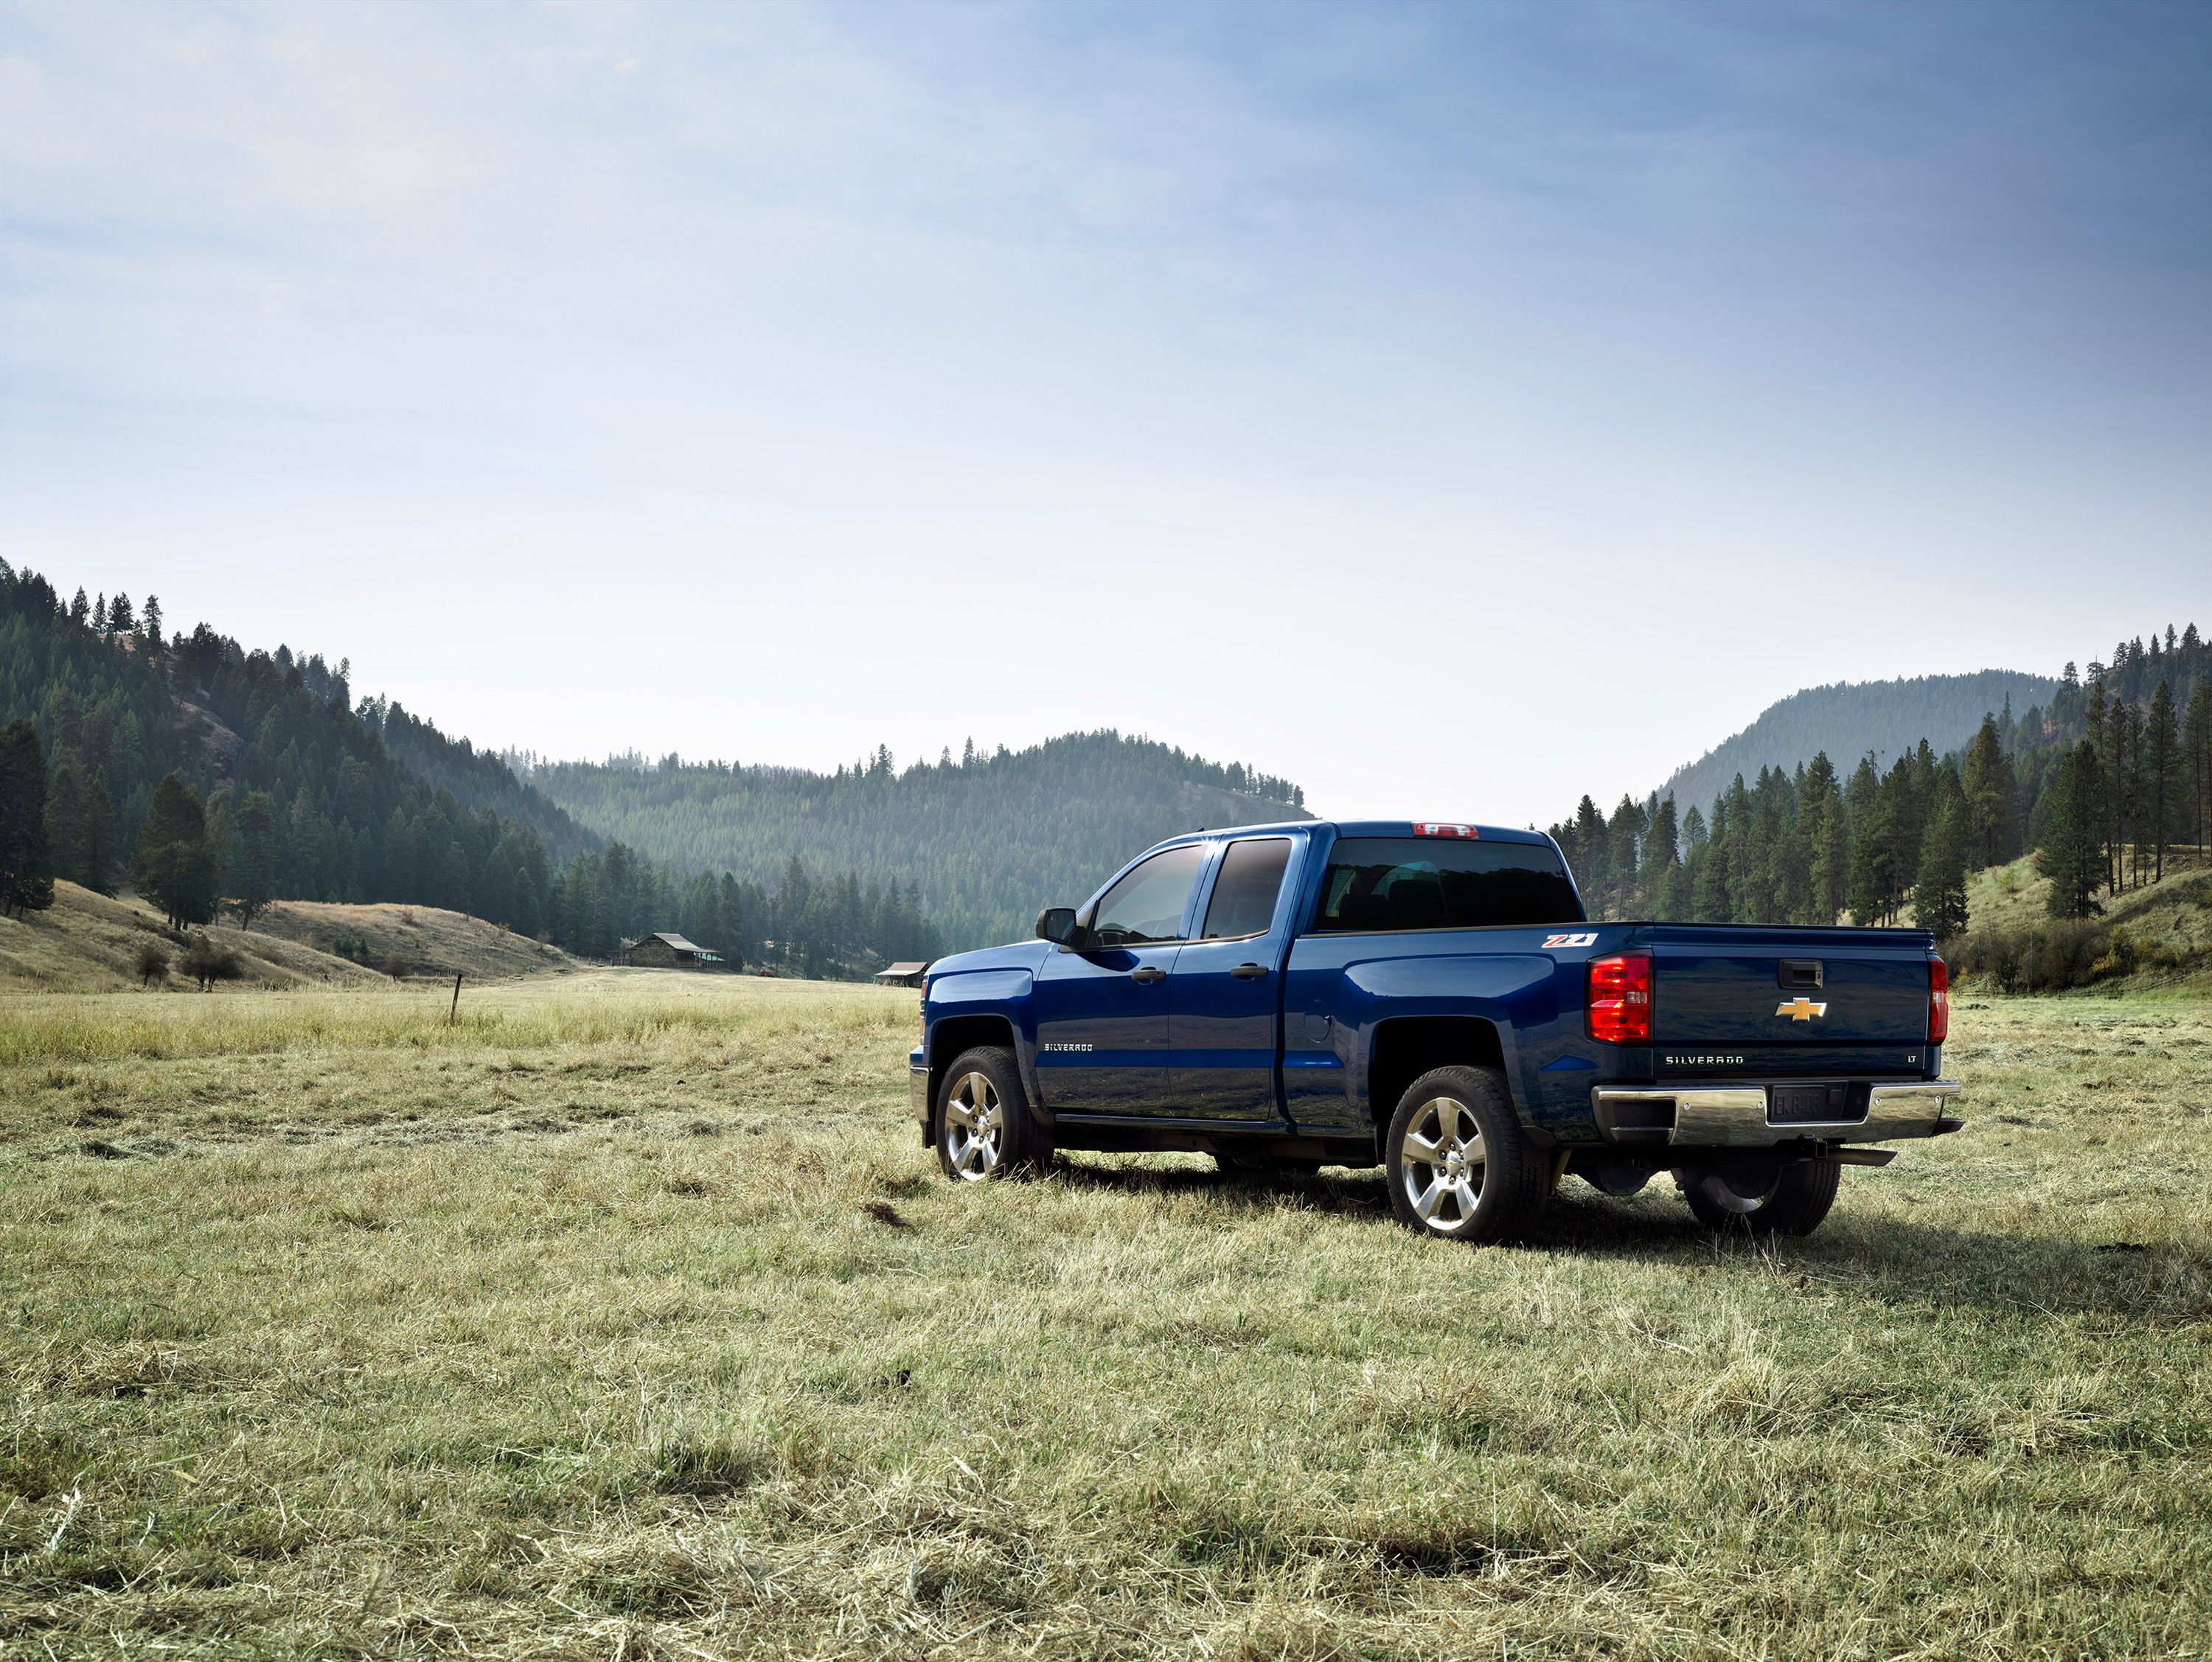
[1593,1080,1963,1148]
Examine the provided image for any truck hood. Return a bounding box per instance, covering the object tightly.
[926,941,1052,981]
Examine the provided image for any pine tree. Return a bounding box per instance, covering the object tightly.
[2147,680,2180,881]
[2188,681,2212,853]
[1606,794,1644,919]
[0,720,55,916]
[1644,794,1682,919]
[133,773,219,929]
[1845,755,1891,925]
[1958,714,2014,866]
[2084,678,2117,894]
[83,772,116,894]
[717,872,745,967]
[1796,752,1845,924]
[232,791,278,926]
[2115,695,2132,889]
[1691,797,1731,921]
[1913,771,1972,941]
[1883,750,1931,911]
[43,762,91,889]
[1571,796,1609,911]
[2036,743,2106,920]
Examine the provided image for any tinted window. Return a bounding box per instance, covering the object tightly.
[1088,845,1206,945]
[1310,838,1582,932]
[1201,838,1292,939]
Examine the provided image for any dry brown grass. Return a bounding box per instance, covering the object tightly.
[1,973,2207,1658]
[0,881,389,993]
[0,883,580,996]
[254,898,575,981]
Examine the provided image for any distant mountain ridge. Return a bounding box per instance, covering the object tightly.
[1661,669,2059,815]
[522,731,1311,951]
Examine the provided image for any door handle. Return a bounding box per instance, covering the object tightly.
[1130,966,1167,983]
[1230,963,1268,980]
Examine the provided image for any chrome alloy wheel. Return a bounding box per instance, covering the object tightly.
[1399,1095,1488,1235]
[942,1071,1006,1181]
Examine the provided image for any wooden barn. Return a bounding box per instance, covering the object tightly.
[873,961,929,988]
[616,933,725,970]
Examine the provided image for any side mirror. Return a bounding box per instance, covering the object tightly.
[1034,907,1079,945]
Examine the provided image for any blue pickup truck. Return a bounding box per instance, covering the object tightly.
[908,821,1963,1242]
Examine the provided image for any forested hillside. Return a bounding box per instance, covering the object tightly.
[1,562,560,936]
[1663,668,2058,818]
[370,698,598,863]
[1551,627,2211,952]
[0,561,955,978]
[523,733,1310,950]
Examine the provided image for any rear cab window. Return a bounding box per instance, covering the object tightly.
[1200,838,1293,939]
[1310,837,1583,932]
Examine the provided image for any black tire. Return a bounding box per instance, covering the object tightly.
[935,1046,1051,1182]
[1674,1160,1840,1236]
[1384,1065,1550,1243]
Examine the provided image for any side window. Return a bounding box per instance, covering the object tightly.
[1200,838,1292,939]
[1088,845,1206,945]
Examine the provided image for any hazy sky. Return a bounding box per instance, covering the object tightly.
[4,1,2206,824]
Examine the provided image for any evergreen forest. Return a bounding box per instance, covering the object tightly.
[7,557,2202,976]
[0,562,1304,972]
[517,734,1310,950]
[1662,668,2059,819]
[1550,627,2211,936]
[0,562,961,976]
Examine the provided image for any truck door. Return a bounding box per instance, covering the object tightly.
[1169,836,1296,1120]
[1030,844,1204,1115]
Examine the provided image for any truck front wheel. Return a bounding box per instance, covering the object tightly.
[1674,1160,1840,1236]
[935,1046,1051,1182]
[1385,1066,1550,1244]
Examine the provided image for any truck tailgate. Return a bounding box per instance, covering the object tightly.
[1646,928,1930,1047]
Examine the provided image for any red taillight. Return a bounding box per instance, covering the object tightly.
[1587,953,1652,1044]
[1927,956,1949,1046]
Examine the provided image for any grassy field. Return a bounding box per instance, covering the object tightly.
[1,972,2208,1658]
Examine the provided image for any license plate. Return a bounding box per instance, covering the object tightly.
[1770,1084,1846,1124]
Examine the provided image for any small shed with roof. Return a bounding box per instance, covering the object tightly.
[617,933,724,970]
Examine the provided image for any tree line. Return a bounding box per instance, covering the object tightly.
[516,730,1312,950]
[0,560,948,976]
[1547,625,2211,937]
[546,844,941,976]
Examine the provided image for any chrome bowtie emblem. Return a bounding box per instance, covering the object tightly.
[1775,997,1828,1022]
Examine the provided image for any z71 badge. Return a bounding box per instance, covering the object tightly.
[1543,932,1599,949]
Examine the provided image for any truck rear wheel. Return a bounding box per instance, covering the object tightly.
[935,1046,1051,1182]
[1674,1160,1840,1236]
[1385,1065,1549,1243]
